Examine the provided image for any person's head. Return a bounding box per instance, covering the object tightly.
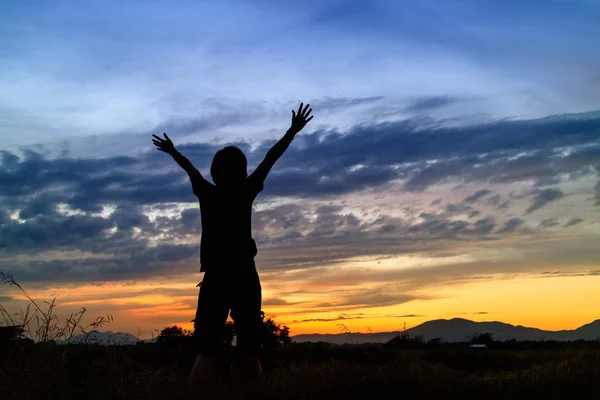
[210,146,248,187]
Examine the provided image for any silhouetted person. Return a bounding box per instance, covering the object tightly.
[152,103,313,389]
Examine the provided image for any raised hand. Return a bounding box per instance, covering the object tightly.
[289,103,313,134]
[152,133,176,154]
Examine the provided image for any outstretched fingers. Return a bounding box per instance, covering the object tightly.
[290,102,313,129]
[152,134,165,143]
[303,107,312,120]
[302,103,310,115]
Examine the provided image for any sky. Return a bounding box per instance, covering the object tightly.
[1,0,599,338]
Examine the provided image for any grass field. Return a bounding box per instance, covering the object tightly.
[2,342,600,400]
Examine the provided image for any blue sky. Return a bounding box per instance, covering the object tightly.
[2,0,599,150]
[1,0,599,335]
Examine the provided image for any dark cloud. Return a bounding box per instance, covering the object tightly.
[403,96,460,113]
[292,314,366,323]
[2,110,599,285]
[407,214,496,237]
[404,158,468,192]
[537,270,600,278]
[0,213,114,254]
[255,111,599,195]
[270,236,600,293]
[534,175,561,187]
[332,289,421,309]
[2,112,599,209]
[496,218,525,234]
[525,188,564,214]
[291,312,422,324]
[313,96,385,110]
[180,208,201,233]
[564,217,584,227]
[110,205,153,231]
[262,298,292,306]
[458,311,489,315]
[540,218,560,228]
[464,189,492,204]
[487,194,510,210]
[435,201,481,220]
[470,217,496,235]
[0,197,514,284]
[0,242,198,283]
[509,191,529,200]
[595,181,600,206]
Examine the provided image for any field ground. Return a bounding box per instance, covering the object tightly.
[1,343,600,399]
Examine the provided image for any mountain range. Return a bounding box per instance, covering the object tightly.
[56,319,600,346]
[291,318,600,345]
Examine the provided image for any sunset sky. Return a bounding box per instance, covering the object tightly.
[1,0,599,339]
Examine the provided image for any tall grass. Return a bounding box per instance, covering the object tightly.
[0,272,113,344]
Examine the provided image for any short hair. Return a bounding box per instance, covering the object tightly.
[210,146,248,186]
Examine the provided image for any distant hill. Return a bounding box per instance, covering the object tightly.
[292,318,600,345]
[64,330,139,345]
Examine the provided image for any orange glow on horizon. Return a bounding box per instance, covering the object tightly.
[2,270,599,339]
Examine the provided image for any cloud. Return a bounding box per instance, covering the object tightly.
[458,311,489,315]
[263,297,293,306]
[2,112,599,207]
[538,270,600,278]
[312,96,385,111]
[496,218,525,234]
[464,189,492,204]
[407,214,496,238]
[525,188,565,214]
[291,312,423,324]
[393,314,424,318]
[292,314,366,323]
[540,218,560,228]
[487,194,510,210]
[1,111,599,285]
[0,197,510,284]
[403,96,460,113]
[564,217,584,227]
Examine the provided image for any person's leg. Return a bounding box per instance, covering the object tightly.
[230,268,263,381]
[189,274,229,389]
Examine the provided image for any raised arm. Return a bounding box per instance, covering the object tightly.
[251,103,313,183]
[152,133,211,193]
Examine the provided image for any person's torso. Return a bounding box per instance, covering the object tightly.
[198,182,259,271]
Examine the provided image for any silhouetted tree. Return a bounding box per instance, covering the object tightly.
[156,325,192,347]
[278,325,292,345]
[471,332,494,345]
[261,312,292,348]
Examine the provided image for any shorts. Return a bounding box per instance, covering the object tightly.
[193,267,262,359]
